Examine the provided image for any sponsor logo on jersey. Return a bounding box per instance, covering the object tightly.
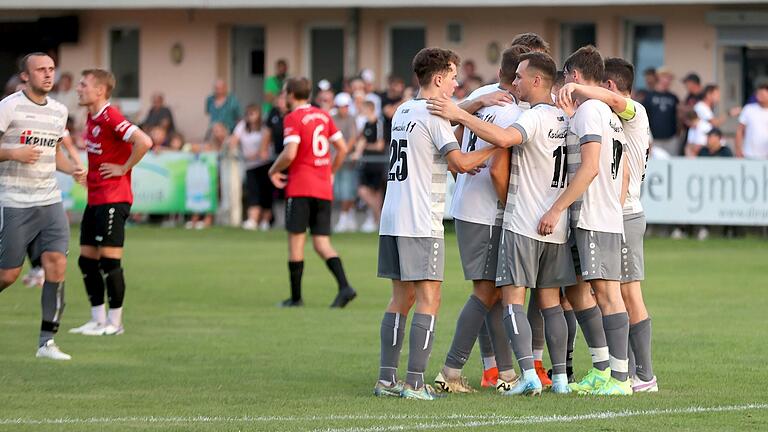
[19,130,57,147]
[92,126,101,137]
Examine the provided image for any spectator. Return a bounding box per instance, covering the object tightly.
[331,93,360,233]
[142,92,175,134]
[51,72,81,125]
[736,80,768,159]
[205,79,241,134]
[233,105,274,231]
[379,75,405,145]
[185,141,215,229]
[683,110,709,157]
[361,69,382,115]
[168,132,185,152]
[695,128,733,240]
[315,80,335,112]
[263,59,288,115]
[353,100,386,233]
[149,126,169,152]
[682,73,703,106]
[460,59,483,85]
[266,92,288,156]
[641,66,679,157]
[694,84,732,130]
[634,67,657,101]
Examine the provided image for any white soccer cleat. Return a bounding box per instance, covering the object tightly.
[36,339,72,360]
[22,266,45,288]
[69,320,103,334]
[631,375,659,393]
[82,323,124,336]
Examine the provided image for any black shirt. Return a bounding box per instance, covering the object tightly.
[641,91,679,140]
[267,107,284,154]
[362,119,383,156]
[698,146,733,158]
[379,92,402,144]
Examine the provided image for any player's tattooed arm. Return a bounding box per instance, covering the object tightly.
[538,141,600,236]
[489,148,511,204]
[268,142,298,188]
[558,83,628,118]
[99,128,153,179]
[429,94,523,148]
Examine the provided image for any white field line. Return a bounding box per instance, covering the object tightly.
[0,403,765,428]
[313,403,768,432]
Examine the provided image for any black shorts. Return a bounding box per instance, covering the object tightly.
[80,202,131,247]
[285,197,331,236]
[360,163,386,190]
[245,165,274,209]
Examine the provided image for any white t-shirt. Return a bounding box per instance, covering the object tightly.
[694,101,714,131]
[686,120,710,147]
[738,103,768,159]
[622,100,651,215]
[379,99,460,238]
[450,88,522,226]
[567,99,626,234]
[233,121,270,169]
[0,91,68,207]
[505,104,570,243]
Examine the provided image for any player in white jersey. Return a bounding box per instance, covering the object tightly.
[558,57,656,392]
[433,45,530,395]
[0,53,86,360]
[374,48,497,401]
[538,46,632,395]
[429,52,576,396]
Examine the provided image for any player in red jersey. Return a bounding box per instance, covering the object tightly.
[268,77,356,308]
[69,69,152,336]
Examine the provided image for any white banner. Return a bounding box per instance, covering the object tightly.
[642,158,768,226]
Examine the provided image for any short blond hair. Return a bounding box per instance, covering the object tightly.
[82,69,116,98]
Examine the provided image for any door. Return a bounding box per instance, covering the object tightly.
[391,27,425,87]
[231,26,265,113]
[310,27,345,91]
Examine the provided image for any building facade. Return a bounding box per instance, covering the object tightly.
[2,1,767,140]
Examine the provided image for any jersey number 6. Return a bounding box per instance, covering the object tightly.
[312,125,330,157]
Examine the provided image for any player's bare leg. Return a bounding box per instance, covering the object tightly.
[312,235,356,308]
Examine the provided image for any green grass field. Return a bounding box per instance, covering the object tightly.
[1,226,767,431]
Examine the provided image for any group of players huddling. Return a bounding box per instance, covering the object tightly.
[0,52,152,360]
[374,33,656,399]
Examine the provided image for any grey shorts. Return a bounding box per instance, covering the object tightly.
[621,212,646,283]
[574,227,622,281]
[0,202,69,269]
[496,230,577,289]
[455,219,501,281]
[378,235,445,281]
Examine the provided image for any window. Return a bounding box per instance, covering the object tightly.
[391,27,425,87]
[109,28,139,99]
[310,27,344,91]
[447,22,463,44]
[626,23,664,91]
[561,23,596,64]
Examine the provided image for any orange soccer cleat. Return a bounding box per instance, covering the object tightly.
[481,366,499,388]
[534,360,552,388]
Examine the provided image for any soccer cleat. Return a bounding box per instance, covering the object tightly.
[495,374,521,394]
[550,373,572,394]
[69,320,103,334]
[434,371,476,393]
[534,360,552,388]
[400,383,445,400]
[36,339,71,360]
[373,380,404,397]
[548,366,575,383]
[569,367,610,393]
[22,266,45,288]
[500,370,541,396]
[591,377,633,395]
[330,287,357,308]
[632,375,659,393]
[481,366,499,388]
[82,323,124,336]
[279,298,304,307]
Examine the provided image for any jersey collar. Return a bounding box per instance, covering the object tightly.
[91,102,111,119]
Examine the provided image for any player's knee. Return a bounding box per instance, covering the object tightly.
[41,255,67,281]
[0,269,21,290]
[99,257,122,275]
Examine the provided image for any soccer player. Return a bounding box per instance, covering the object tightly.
[540,46,632,395]
[558,57,656,392]
[433,45,529,395]
[268,77,356,308]
[0,52,85,359]
[429,51,575,395]
[374,48,497,400]
[69,69,153,336]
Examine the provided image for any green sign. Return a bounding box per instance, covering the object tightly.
[59,151,219,214]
